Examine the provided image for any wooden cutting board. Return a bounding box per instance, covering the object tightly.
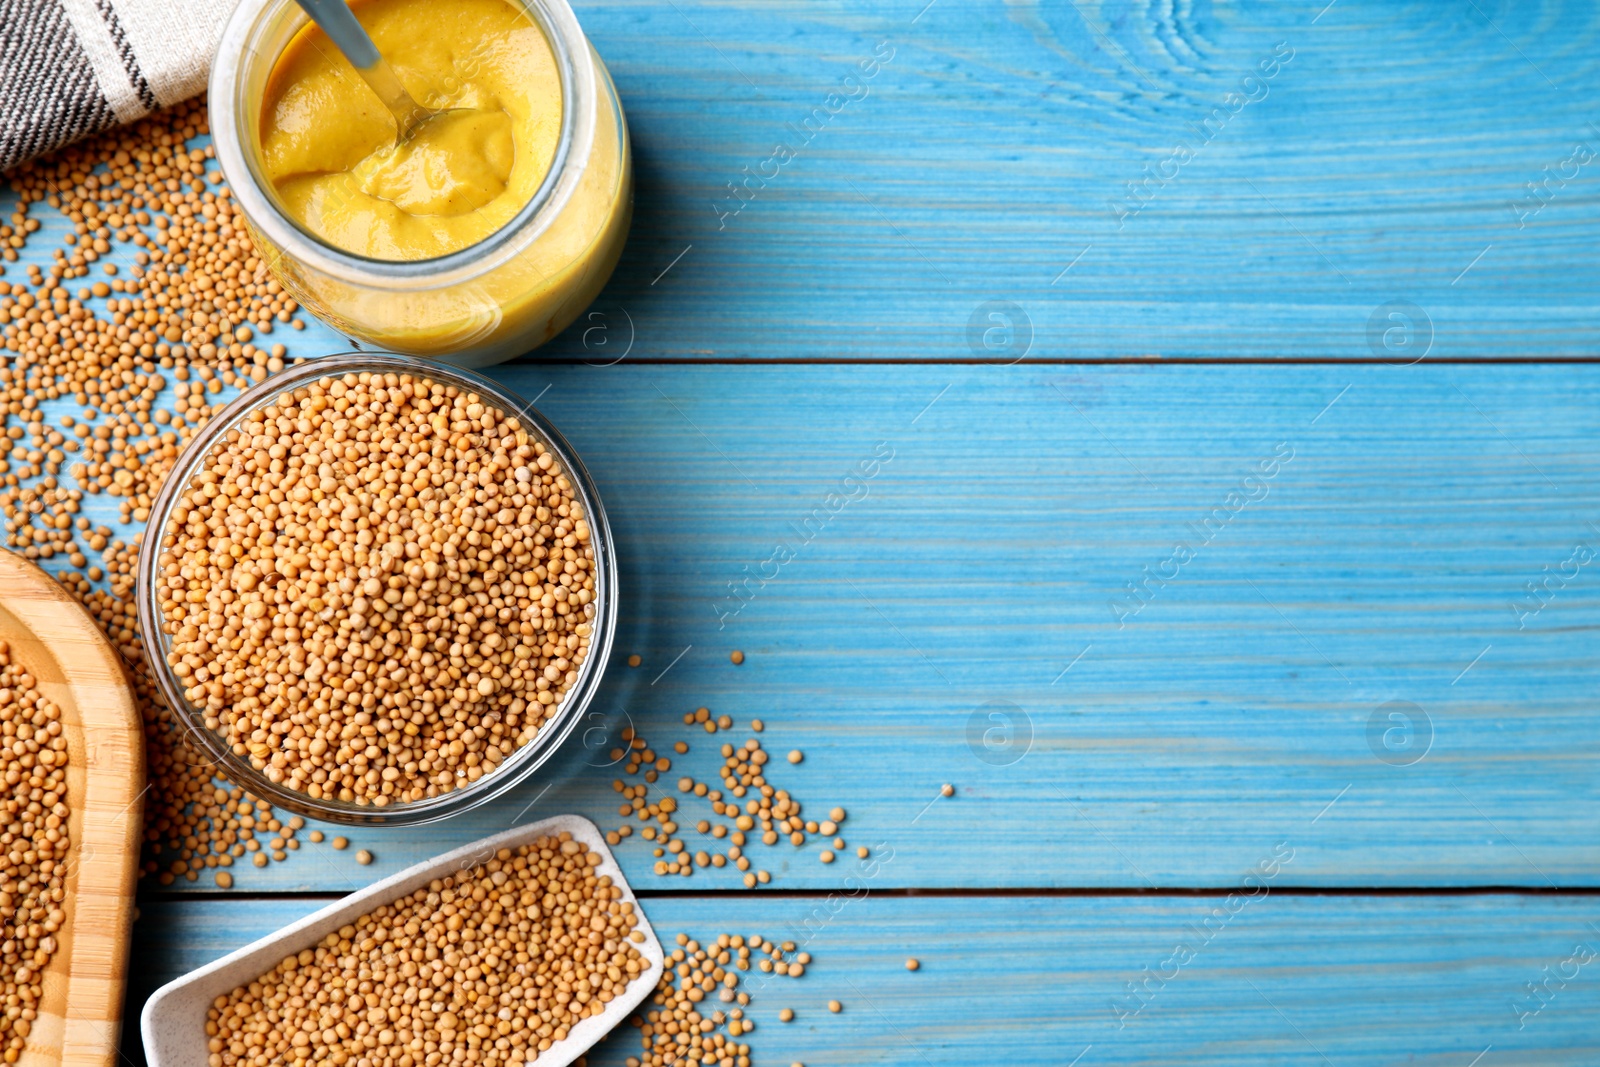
[0,550,142,1067]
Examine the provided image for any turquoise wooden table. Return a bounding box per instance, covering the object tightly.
[8,0,1600,1063]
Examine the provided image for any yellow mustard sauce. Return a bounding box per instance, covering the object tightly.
[260,0,561,261]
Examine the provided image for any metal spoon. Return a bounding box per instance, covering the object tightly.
[290,0,447,142]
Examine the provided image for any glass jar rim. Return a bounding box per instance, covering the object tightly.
[209,0,598,289]
[134,353,619,826]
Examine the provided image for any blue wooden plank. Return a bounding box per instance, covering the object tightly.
[124,894,1600,1066]
[7,2,1600,361]
[512,0,1600,360]
[8,174,1590,885]
[119,362,1600,892]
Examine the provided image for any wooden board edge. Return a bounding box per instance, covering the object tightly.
[0,552,143,1067]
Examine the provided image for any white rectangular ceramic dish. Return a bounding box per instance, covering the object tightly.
[141,814,663,1067]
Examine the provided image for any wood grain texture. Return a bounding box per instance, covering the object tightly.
[8,2,1600,364]
[501,0,1600,360]
[0,552,144,1067]
[6,2,1600,1053]
[138,363,1600,892]
[125,894,1600,1066]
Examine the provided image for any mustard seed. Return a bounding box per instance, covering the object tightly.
[355,849,372,865]
[603,714,847,891]
[941,783,955,797]
[215,871,233,889]
[0,97,356,891]
[627,654,641,667]
[730,649,744,665]
[331,836,348,850]
[819,850,835,863]
[210,834,644,1066]
[906,958,920,971]
[155,371,596,807]
[637,931,817,1065]
[308,830,323,843]
[787,750,803,764]
[0,640,70,1061]
[828,1000,842,1013]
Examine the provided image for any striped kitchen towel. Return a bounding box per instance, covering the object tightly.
[0,0,238,171]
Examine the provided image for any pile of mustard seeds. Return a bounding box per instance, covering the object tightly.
[156,371,596,806]
[606,716,850,888]
[0,98,352,885]
[0,640,70,1061]
[54,543,349,885]
[205,833,647,1067]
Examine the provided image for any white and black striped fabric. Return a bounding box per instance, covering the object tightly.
[1,0,237,171]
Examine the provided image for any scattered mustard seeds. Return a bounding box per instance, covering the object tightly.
[155,371,596,806]
[2,98,295,531]
[632,932,816,1067]
[0,641,70,1063]
[207,834,646,1067]
[611,719,850,888]
[0,97,347,887]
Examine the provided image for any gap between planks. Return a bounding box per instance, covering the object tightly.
[141,885,1600,904]
[506,356,1600,366]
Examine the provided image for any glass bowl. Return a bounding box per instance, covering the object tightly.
[135,353,617,825]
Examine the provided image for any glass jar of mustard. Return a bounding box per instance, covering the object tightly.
[211,0,631,366]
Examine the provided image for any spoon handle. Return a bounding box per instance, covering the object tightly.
[290,0,429,136]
